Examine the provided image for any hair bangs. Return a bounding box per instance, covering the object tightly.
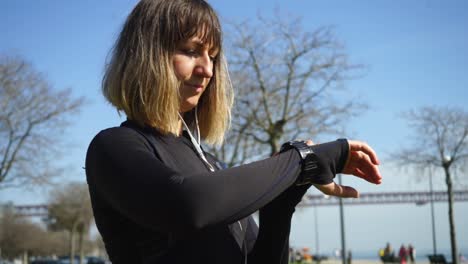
[176,0,222,52]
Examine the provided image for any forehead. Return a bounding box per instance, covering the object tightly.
[176,15,221,49]
[180,35,220,53]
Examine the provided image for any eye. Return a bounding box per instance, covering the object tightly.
[182,49,197,57]
[209,48,219,62]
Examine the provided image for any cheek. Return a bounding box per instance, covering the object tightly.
[173,57,191,80]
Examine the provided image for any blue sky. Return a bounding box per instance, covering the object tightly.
[1,0,467,258]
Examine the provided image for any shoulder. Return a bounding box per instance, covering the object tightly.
[88,126,152,154]
[98,125,144,140]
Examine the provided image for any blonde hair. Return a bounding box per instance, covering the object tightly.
[102,0,233,145]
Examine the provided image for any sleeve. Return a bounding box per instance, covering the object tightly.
[247,139,349,264]
[248,182,310,264]
[85,127,302,234]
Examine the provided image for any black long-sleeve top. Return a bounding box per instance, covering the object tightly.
[85,120,348,264]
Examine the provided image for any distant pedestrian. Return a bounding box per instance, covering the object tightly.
[408,244,415,263]
[399,244,408,264]
[289,247,295,263]
[379,248,385,258]
[347,250,352,264]
[384,242,394,259]
[459,253,466,263]
[295,250,303,263]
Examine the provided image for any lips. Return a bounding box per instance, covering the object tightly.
[184,83,204,94]
[186,83,204,89]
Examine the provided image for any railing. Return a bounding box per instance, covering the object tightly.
[300,190,468,206]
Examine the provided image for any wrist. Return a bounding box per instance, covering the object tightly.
[280,140,320,186]
[336,138,350,173]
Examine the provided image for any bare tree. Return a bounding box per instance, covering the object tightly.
[0,205,29,260]
[207,14,364,166]
[0,55,85,189]
[394,106,468,264]
[1,204,84,261]
[46,182,94,264]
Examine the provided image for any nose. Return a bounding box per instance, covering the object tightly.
[194,53,213,78]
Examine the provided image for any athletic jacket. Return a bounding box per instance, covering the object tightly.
[85,120,348,263]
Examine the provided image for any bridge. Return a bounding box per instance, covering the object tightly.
[300,190,468,206]
[10,190,468,217]
[12,204,49,217]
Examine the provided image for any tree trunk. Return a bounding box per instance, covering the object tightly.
[269,139,278,156]
[70,223,77,264]
[22,251,28,264]
[269,130,282,157]
[444,166,458,264]
[79,228,85,264]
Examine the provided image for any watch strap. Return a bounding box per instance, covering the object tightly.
[280,140,320,185]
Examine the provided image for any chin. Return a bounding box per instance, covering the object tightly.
[180,102,198,113]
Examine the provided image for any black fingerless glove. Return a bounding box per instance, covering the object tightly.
[309,138,349,184]
[280,139,349,185]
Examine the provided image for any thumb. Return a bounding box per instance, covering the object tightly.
[314,182,360,198]
[339,185,360,198]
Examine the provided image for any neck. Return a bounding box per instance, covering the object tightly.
[178,111,188,136]
[178,120,183,135]
[178,109,201,144]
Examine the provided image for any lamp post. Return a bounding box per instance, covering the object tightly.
[429,170,437,255]
[314,205,320,255]
[338,174,347,264]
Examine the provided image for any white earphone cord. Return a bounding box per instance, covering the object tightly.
[178,109,215,172]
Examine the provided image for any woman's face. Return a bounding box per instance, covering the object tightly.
[173,36,218,113]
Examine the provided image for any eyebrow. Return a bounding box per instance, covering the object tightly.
[187,39,219,54]
[192,39,204,45]
[190,39,208,49]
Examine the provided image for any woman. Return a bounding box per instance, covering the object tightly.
[85,0,382,263]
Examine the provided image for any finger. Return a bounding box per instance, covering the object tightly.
[356,154,382,183]
[350,152,382,184]
[343,151,382,184]
[351,167,367,178]
[314,182,359,198]
[349,140,380,165]
[361,165,382,184]
[355,167,381,184]
[306,139,314,146]
[346,165,382,185]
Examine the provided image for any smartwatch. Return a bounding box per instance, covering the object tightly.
[280,140,320,185]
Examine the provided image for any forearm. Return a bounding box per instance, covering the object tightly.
[247,210,293,264]
[247,181,310,264]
